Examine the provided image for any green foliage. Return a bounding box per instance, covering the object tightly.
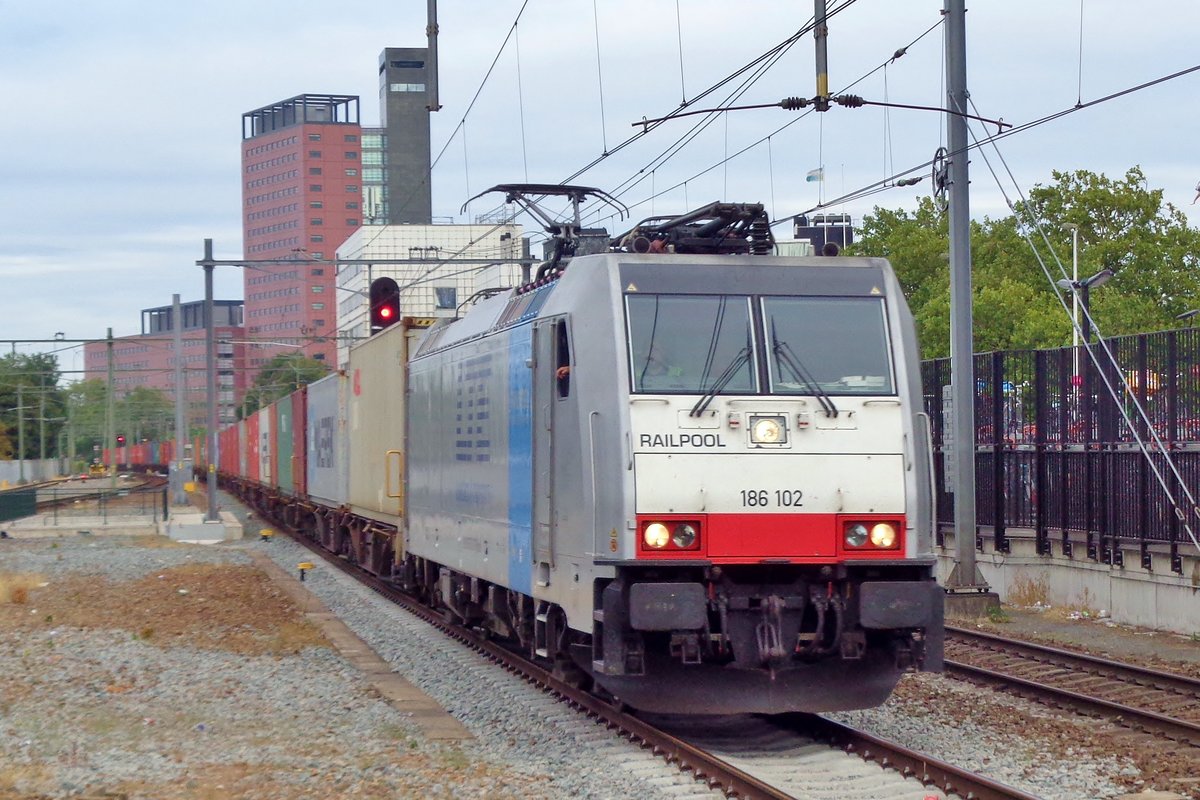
[0,353,66,460]
[850,167,1200,357]
[63,380,174,458]
[238,353,331,418]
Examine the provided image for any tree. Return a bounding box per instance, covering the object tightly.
[119,387,174,443]
[239,353,331,418]
[850,167,1200,358]
[0,353,67,460]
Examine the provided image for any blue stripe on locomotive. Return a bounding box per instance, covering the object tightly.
[506,325,533,595]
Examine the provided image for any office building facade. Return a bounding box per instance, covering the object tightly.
[241,94,364,369]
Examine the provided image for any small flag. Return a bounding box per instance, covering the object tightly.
[806,167,825,183]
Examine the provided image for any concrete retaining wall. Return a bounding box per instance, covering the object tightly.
[937,529,1200,635]
[0,459,66,486]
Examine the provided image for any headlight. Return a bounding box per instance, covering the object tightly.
[750,415,787,444]
[870,523,898,548]
[671,523,697,548]
[643,522,670,549]
[844,523,869,548]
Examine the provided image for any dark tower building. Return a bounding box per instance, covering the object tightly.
[378,47,433,224]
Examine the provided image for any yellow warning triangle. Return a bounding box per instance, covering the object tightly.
[626,282,639,292]
[869,286,882,295]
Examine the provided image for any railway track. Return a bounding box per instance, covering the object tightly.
[946,624,1200,794]
[264,513,1038,799]
[32,472,166,513]
[946,625,1200,745]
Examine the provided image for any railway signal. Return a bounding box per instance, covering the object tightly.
[369,277,401,334]
[116,434,126,446]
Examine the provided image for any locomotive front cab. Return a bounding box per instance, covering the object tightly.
[585,257,943,714]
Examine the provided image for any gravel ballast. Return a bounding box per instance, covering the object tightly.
[0,493,1168,799]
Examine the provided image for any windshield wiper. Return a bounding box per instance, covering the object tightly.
[690,346,751,418]
[773,337,838,417]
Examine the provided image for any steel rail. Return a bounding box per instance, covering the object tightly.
[793,714,1043,800]
[948,624,1200,696]
[256,510,1040,800]
[279,526,793,799]
[945,628,1200,746]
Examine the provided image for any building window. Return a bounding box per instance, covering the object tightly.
[308,133,321,141]
[344,168,358,177]
[346,219,358,227]
[312,285,324,293]
[311,252,324,259]
[308,150,321,158]
[311,234,325,243]
[362,168,384,182]
[308,167,322,175]
[390,59,425,68]
[310,200,323,208]
[310,218,323,226]
[315,319,325,327]
[362,133,383,148]
[312,303,325,310]
[346,201,359,209]
[309,184,323,192]
[344,151,358,160]
[361,151,383,166]
[344,134,358,142]
[312,268,324,276]
[345,185,359,193]
[390,83,426,93]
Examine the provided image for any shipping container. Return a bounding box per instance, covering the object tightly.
[244,414,259,482]
[306,371,348,507]
[220,425,239,477]
[275,395,293,495]
[259,404,272,487]
[263,399,278,491]
[291,388,308,498]
[346,320,426,524]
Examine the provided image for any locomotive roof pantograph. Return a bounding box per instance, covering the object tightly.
[463,183,630,279]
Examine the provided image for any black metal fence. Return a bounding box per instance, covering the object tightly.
[922,327,1200,575]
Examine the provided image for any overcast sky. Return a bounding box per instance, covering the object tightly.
[1,1,1197,375]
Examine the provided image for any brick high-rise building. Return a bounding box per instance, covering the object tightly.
[241,94,363,370]
[83,300,247,430]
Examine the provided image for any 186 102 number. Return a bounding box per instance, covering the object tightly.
[739,489,804,508]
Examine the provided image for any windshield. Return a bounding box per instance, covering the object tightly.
[626,294,756,394]
[762,297,894,395]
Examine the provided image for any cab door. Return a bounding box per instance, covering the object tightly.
[531,316,576,583]
[532,319,558,576]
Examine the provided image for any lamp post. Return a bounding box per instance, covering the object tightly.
[1056,268,1115,345]
[1062,223,1080,374]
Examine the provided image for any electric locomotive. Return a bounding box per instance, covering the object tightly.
[398,186,942,714]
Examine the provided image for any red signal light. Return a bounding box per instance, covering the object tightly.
[369,277,402,334]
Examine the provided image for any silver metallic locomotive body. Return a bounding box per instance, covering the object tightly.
[404,250,942,714]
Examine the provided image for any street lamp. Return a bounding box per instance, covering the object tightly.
[1061,223,1080,370]
[1056,268,1115,345]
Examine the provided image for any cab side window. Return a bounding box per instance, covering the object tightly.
[555,318,571,398]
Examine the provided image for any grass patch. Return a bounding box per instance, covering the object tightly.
[986,604,1011,623]
[1008,572,1050,607]
[0,572,46,605]
[438,747,470,770]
